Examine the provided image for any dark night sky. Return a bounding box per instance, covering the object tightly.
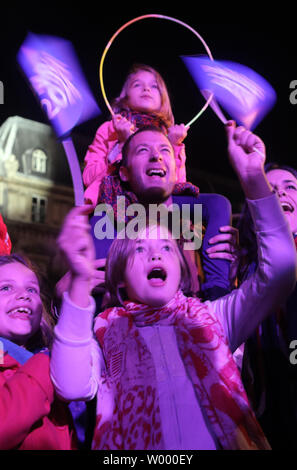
[1,5,296,206]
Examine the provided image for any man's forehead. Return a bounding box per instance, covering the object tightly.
[129,130,171,148]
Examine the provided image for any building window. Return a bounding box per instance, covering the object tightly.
[31,196,47,223]
[32,149,47,174]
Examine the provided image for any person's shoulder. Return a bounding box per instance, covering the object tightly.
[172,195,199,204]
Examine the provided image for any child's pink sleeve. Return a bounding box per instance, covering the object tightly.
[82,120,120,205]
[83,121,116,186]
[173,143,187,183]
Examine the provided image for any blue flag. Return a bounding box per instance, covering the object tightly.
[182,56,276,130]
[17,32,101,138]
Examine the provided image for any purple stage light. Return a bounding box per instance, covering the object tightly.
[182,56,276,130]
[17,32,101,138]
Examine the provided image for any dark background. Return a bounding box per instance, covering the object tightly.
[1,5,296,210]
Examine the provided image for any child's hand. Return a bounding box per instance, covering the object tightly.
[167,124,189,146]
[225,121,270,200]
[92,258,106,290]
[57,205,96,283]
[55,259,106,298]
[225,121,266,178]
[113,114,136,143]
[206,225,239,287]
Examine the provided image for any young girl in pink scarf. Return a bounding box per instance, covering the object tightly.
[83,64,187,206]
[51,122,296,450]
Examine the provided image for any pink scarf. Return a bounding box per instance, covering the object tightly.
[93,291,270,450]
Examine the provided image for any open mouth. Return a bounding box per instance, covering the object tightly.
[8,307,32,319]
[147,267,167,285]
[146,168,166,178]
[281,202,294,213]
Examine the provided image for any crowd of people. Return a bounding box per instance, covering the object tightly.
[0,64,296,451]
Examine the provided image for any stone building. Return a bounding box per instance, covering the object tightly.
[0,115,88,282]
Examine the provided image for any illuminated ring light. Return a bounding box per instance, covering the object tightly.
[99,14,214,128]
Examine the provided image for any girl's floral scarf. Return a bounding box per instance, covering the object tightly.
[92,291,270,450]
[120,109,167,132]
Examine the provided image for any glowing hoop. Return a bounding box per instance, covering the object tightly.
[99,14,214,128]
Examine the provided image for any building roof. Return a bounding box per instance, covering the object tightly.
[0,115,89,188]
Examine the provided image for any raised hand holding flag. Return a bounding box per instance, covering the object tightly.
[182,55,276,131]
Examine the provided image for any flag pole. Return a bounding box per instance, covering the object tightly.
[61,136,85,206]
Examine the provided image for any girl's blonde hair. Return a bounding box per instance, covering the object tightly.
[104,221,192,307]
[112,64,174,128]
